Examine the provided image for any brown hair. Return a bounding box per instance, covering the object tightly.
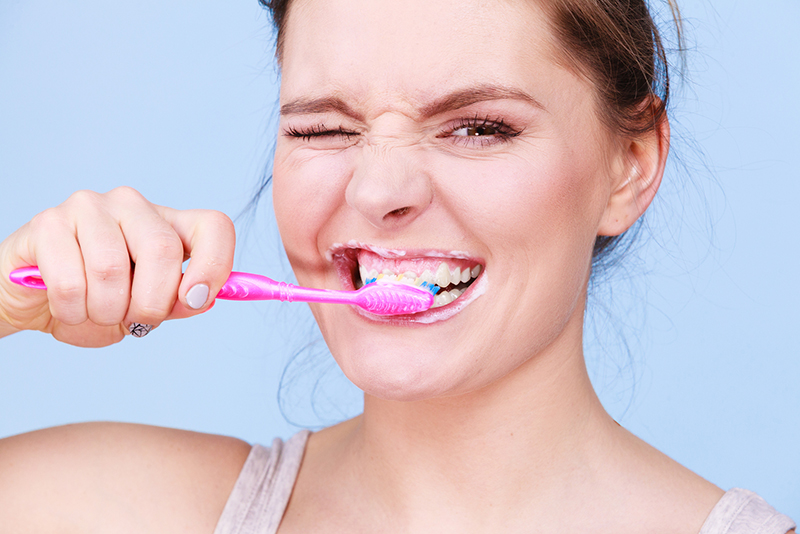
[539,0,684,264]
[257,0,684,269]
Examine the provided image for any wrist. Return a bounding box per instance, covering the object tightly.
[0,319,21,339]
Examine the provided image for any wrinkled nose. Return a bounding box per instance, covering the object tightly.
[345,143,433,229]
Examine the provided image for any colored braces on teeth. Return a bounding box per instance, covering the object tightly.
[363,276,441,295]
[357,262,482,309]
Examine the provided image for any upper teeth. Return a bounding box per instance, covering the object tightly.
[435,263,450,288]
[357,262,482,308]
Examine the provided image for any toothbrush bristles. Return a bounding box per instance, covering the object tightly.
[363,277,439,295]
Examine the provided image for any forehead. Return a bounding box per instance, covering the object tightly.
[279,0,572,111]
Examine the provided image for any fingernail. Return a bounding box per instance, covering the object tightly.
[186,284,210,310]
[129,323,154,338]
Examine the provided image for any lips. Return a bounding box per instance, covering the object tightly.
[329,243,486,317]
[355,249,482,308]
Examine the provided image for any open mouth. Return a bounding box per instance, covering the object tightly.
[333,245,484,310]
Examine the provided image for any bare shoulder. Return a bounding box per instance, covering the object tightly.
[0,422,252,534]
[587,424,727,534]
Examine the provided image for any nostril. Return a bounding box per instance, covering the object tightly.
[345,156,433,228]
[387,206,411,217]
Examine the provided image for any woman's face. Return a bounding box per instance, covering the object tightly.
[273,0,630,401]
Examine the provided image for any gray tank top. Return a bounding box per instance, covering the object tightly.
[213,431,796,534]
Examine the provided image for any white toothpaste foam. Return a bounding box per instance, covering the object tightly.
[409,271,488,324]
[326,241,473,262]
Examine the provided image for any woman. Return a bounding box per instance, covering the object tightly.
[0,0,795,532]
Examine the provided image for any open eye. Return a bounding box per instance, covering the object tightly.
[452,124,501,137]
[443,116,522,147]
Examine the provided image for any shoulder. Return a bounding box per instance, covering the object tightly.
[605,430,795,534]
[0,421,252,534]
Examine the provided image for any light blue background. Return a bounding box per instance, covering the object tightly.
[1,0,797,519]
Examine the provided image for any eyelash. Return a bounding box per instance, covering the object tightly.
[285,124,357,142]
[283,115,523,147]
[441,115,523,147]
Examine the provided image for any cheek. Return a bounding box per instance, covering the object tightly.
[430,146,607,355]
[433,147,605,259]
[273,145,352,275]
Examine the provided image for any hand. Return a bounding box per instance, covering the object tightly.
[0,187,235,347]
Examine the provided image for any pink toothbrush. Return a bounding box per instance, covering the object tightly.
[8,266,437,316]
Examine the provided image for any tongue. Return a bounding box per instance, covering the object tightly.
[357,249,477,275]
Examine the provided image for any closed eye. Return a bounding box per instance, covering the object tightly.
[284,124,359,143]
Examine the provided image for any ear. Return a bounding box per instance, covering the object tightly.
[597,108,670,236]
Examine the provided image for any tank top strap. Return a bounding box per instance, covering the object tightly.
[699,488,795,534]
[214,430,311,534]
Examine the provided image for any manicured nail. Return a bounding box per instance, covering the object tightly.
[186,284,210,310]
[129,323,153,338]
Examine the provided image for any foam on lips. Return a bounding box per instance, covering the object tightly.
[355,249,483,308]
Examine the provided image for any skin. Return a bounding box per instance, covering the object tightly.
[0,189,250,533]
[273,0,723,532]
[0,0,788,533]
[275,0,648,403]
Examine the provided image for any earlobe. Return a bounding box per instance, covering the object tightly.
[597,112,670,237]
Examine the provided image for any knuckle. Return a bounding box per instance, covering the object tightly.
[49,278,86,301]
[150,233,185,263]
[107,186,146,205]
[65,189,102,207]
[206,210,235,234]
[190,209,234,236]
[86,258,129,282]
[48,287,88,326]
[29,208,68,234]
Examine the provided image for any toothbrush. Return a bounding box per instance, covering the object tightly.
[8,266,438,316]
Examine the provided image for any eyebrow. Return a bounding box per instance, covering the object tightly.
[418,85,544,118]
[280,96,364,121]
[279,84,544,121]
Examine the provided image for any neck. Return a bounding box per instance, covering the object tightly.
[332,308,620,530]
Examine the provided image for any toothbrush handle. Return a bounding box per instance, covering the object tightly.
[216,272,356,305]
[215,272,288,300]
[8,266,46,290]
[8,267,359,306]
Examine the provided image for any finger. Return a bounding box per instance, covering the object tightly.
[123,220,184,326]
[124,295,220,336]
[29,208,89,326]
[51,320,127,348]
[157,207,235,312]
[109,189,185,327]
[164,294,217,321]
[0,224,50,330]
[75,204,131,327]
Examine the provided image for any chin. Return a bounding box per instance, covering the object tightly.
[325,327,471,402]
